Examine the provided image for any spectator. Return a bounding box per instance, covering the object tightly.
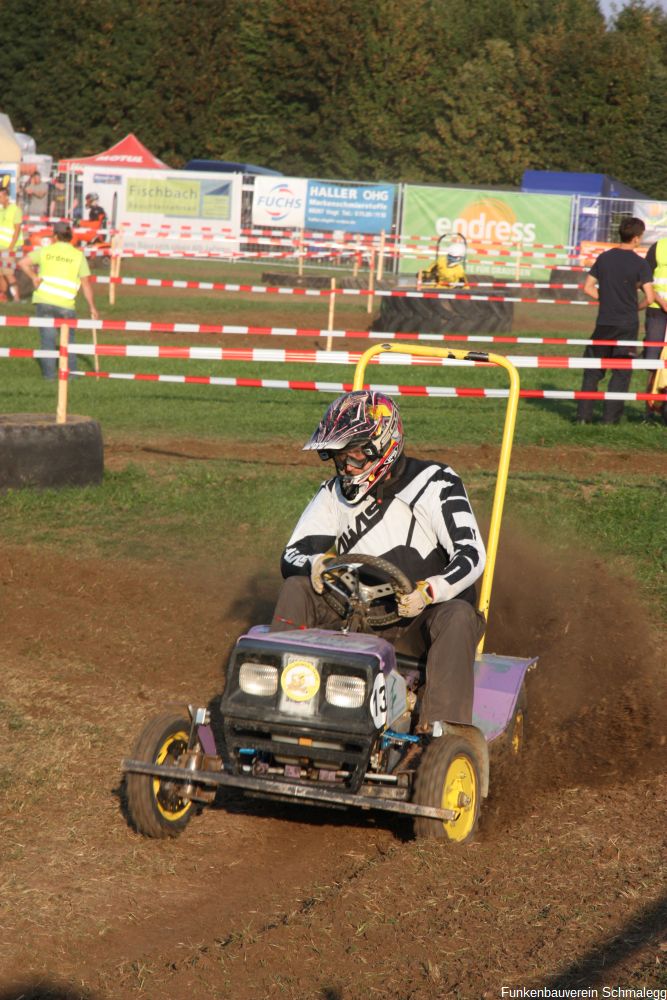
[23,171,49,217]
[0,179,24,302]
[85,192,107,228]
[18,221,98,380]
[576,217,654,425]
[642,237,667,419]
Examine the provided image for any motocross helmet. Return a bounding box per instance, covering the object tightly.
[303,390,403,503]
[446,238,466,267]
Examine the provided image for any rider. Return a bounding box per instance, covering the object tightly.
[271,390,486,731]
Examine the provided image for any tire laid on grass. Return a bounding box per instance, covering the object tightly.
[548,267,586,302]
[125,711,197,839]
[0,414,104,490]
[371,280,513,335]
[412,735,482,843]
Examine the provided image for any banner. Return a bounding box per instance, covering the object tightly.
[252,178,307,228]
[633,200,667,245]
[401,186,572,278]
[80,166,242,252]
[305,181,395,234]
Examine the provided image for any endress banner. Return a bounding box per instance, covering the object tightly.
[402,186,572,277]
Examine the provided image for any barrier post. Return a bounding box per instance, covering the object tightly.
[515,240,522,281]
[326,278,336,352]
[92,320,100,374]
[109,233,123,305]
[353,249,361,278]
[377,230,385,282]
[297,228,304,278]
[367,248,376,315]
[56,324,69,424]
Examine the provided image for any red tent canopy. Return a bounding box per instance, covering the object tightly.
[58,133,167,172]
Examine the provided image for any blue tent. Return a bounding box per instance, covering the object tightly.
[521,171,651,241]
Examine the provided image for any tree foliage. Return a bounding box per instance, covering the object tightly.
[1,0,666,195]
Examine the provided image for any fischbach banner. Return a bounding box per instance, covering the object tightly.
[80,166,243,253]
[252,176,395,234]
[401,186,573,279]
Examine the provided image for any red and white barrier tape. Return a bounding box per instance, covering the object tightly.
[0,315,663,350]
[60,369,667,402]
[90,275,585,297]
[3,345,665,371]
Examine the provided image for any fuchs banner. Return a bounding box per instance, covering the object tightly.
[252,177,395,234]
[401,186,572,278]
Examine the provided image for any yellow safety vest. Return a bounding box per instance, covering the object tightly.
[29,242,89,309]
[0,202,24,249]
[649,238,667,309]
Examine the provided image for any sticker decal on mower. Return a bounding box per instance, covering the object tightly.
[370,674,387,728]
[281,660,320,702]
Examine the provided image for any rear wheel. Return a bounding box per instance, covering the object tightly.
[413,735,482,843]
[125,711,197,839]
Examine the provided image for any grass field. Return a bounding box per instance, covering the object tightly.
[1,256,665,612]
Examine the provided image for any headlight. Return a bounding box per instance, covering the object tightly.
[325,674,366,709]
[239,662,278,697]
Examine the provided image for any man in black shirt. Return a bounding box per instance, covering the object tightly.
[576,217,654,425]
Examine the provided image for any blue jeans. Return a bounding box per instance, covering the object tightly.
[35,303,77,380]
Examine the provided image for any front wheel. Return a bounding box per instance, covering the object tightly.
[412,735,482,843]
[125,711,197,839]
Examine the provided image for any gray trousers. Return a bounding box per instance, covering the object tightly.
[271,576,485,725]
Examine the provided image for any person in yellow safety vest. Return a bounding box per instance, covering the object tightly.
[0,181,23,302]
[643,237,667,421]
[18,221,99,380]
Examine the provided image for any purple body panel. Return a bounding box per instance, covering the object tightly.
[245,625,397,674]
[244,626,536,742]
[473,653,537,742]
[197,724,217,756]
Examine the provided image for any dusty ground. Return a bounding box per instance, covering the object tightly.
[0,441,666,1000]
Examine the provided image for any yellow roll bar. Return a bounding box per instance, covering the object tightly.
[352,342,520,654]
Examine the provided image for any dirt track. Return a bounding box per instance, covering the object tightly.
[0,441,666,999]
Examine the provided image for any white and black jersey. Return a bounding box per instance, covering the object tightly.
[281,455,485,606]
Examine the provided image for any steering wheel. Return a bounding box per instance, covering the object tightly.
[320,554,414,629]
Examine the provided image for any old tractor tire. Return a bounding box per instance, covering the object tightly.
[371,279,513,335]
[125,711,197,839]
[412,734,482,844]
[548,267,586,302]
[0,414,104,490]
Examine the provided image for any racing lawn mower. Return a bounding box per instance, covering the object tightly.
[418,232,468,288]
[122,345,537,844]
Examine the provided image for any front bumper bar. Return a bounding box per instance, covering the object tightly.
[121,758,458,821]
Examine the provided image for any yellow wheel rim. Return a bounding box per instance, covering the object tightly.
[153,730,192,822]
[440,754,478,843]
[511,710,524,754]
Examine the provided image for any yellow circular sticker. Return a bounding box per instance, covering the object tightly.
[281,660,320,702]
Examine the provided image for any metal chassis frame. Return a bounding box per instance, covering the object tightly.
[121,758,458,821]
[352,342,520,652]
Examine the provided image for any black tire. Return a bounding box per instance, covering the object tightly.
[125,712,197,839]
[548,267,586,302]
[0,414,103,490]
[507,683,527,756]
[412,735,482,843]
[371,283,513,335]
